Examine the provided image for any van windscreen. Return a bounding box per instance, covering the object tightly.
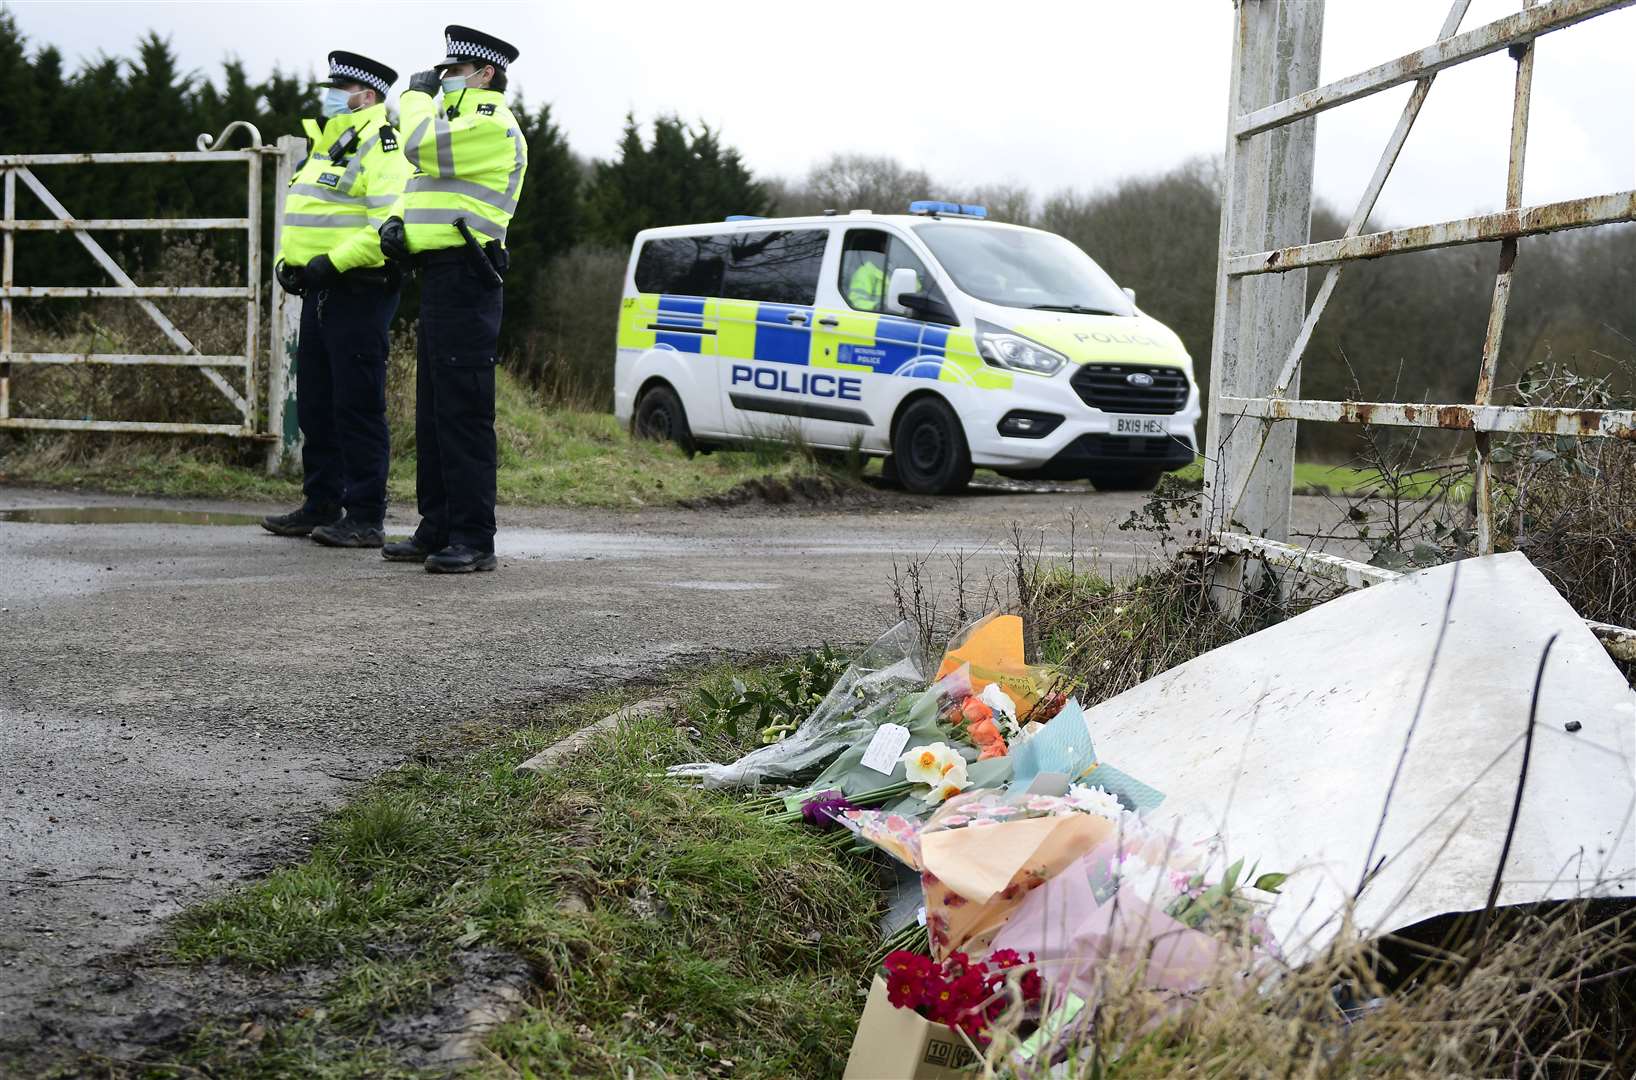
[635,235,728,296]
[912,224,1134,316]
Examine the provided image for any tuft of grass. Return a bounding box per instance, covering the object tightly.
[160,688,881,1078]
[0,435,302,501]
[983,902,1635,1078]
[1020,557,1329,707]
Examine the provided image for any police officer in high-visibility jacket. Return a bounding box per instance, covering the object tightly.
[377,26,526,574]
[262,51,410,548]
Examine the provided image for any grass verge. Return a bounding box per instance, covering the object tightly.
[1169,456,1454,498]
[153,678,881,1079]
[0,370,856,509]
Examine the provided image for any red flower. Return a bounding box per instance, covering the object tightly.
[881,947,1040,1045]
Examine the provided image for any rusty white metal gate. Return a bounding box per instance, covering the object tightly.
[0,123,305,471]
[1204,0,1636,651]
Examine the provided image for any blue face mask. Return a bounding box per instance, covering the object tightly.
[440,72,472,96]
[320,87,357,118]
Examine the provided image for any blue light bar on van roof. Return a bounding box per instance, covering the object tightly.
[724,214,764,221]
[909,200,988,219]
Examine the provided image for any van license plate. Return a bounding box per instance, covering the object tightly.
[1109,414,1168,437]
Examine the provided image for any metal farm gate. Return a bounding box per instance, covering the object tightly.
[0,123,305,470]
[1204,0,1636,652]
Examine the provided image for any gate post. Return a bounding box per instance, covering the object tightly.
[1204,0,1324,614]
[265,135,305,474]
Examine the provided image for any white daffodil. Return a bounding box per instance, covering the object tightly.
[902,741,961,785]
[921,755,970,803]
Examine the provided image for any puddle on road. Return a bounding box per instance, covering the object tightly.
[0,506,265,526]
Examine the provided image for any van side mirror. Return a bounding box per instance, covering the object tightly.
[886,267,920,316]
[889,265,958,325]
[1122,286,1137,306]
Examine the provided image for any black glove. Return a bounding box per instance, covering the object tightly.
[303,253,339,290]
[407,69,441,96]
[274,259,306,297]
[378,216,411,262]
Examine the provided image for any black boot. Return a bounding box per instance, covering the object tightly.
[382,538,435,563]
[261,505,341,537]
[425,544,498,574]
[310,517,385,548]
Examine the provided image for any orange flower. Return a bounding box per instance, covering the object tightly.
[960,698,994,728]
[968,716,1003,746]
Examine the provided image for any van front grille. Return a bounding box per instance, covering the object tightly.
[1071,364,1189,415]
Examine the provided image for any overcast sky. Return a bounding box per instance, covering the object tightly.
[8,0,1633,226]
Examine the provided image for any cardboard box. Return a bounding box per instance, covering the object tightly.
[842,975,979,1079]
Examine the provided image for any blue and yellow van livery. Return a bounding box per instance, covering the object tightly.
[613,203,1199,494]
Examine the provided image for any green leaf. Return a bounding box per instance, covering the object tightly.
[1368,547,1412,571]
[1252,872,1287,894]
[1222,857,1244,894]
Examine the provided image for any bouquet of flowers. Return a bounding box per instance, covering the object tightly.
[881,947,1044,1044]
[669,620,928,790]
[989,814,1285,1018]
[843,786,1135,959]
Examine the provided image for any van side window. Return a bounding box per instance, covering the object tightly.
[839,229,946,315]
[720,229,827,306]
[634,235,727,296]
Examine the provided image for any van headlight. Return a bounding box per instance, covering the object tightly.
[977,323,1065,376]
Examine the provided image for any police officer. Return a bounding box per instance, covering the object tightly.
[376,26,527,574]
[262,51,410,548]
[848,256,885,311]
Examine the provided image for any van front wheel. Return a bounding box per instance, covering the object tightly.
[892,397,973,495]
[634,385,696,457]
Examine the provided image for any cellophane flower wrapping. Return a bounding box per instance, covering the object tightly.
[667,620,928,789]
[934,612,1059,718]
[987,815,1284,1063]
[842,786,1132,960]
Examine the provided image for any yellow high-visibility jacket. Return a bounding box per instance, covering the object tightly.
[278,103,410,272]
[394,87,528,254]
[848,260,885,311]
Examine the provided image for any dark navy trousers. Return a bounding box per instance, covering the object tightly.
[411,256,503,555]
[296,282,400,525]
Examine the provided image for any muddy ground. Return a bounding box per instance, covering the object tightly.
[0,482,1348,1070]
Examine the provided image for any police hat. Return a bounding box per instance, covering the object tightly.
[324,51,397,96]
[437,25,519,72]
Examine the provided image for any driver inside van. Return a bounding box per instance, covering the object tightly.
[846,250,888,310]
[844,234,922,313]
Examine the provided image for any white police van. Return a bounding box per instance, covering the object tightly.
[613,201,1199,493]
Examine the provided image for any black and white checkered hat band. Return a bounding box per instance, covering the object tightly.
[330,63,389,95]
[445,39,510,68]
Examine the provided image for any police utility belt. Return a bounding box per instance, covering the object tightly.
[337,263,403,291]
[413,219,508,288]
